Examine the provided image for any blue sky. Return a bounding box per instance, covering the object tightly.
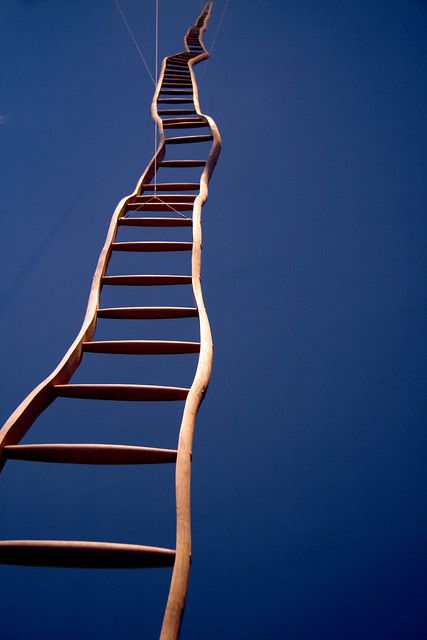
[1,1,426,638]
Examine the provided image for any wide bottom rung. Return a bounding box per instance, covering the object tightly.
[3,443,178,465]
[54,384,189,401]
[0,540,176,568]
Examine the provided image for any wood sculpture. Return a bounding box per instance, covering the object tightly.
[0,3,221,638]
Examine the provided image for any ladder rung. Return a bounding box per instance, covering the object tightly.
[0,540,176,568]
[164,70,188,76]
[102,274,192,287]
[162,80,192,85]
[159,160,206,168]
[97,306,198,319]
[54,384,189,401]
[83,340,200,354]
[163,70,191,75]
[161,115,204,122]
[3,444,178,464]
[141,183,199,191]
[165,134,213,144]
[126,202,194,212]
[111,241,192,252]
[164,66,190,71]
[165,63,189,69]
[119,217,192,226]
[157,98,194,104]
[102,274,192,286]
[160,89,193,95]
[163,120,208,129]
[162,85,193,90]
[163,74,190,80]
[133,194,196,201]
[157,109,196,115]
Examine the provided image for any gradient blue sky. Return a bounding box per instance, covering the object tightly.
[1,1,426,638]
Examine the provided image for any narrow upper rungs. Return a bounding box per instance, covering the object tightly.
[162,80,192,86]
[157,98,194,104]
[163,74,191,80]
[0,540,176,568]
[83,340,200,354]
[54,384,189,401]
[3,443,178,465]
[165,62,189,68]
[160,89,193,95]
[157,109,196,115]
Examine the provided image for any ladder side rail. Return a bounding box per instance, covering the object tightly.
[160,2,222,637]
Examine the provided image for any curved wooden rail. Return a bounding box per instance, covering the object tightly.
[0,2,220,638]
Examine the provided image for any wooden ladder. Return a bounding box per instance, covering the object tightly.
[0,3,221,638]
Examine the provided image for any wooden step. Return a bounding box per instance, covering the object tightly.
[159,160,205,168]
[157,98,194,104]
[118,217,192,226]
[163,120,208,129]
[165,65,190,71]
[3,444,177,464]
[163,69,191,75]
[97,306,198,319]
[163,72,190,78]
[157,109,196,115]
[133,194,196,201]
[83,340,200,354]
[162,78,192,84]
[54,384,189,401]
[165,66,189,72]
[111,241,192,252]
[161,116,205,123]
[162,84,192,89]
[162,82,193,88]
[126,202,194,212]
[165,134,213,144]
[141,182,199,191]
[0,540,175,568]
[102,274,192,286]
[160,89,193,95]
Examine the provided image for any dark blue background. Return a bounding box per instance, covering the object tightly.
[1,1,426,638]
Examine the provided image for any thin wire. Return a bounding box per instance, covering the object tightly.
[199,0,229,84]
[154,0,159,197]
[114,0,156,85]
[132,195,190,219]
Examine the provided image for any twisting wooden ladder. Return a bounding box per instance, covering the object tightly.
[0,3,220,638]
